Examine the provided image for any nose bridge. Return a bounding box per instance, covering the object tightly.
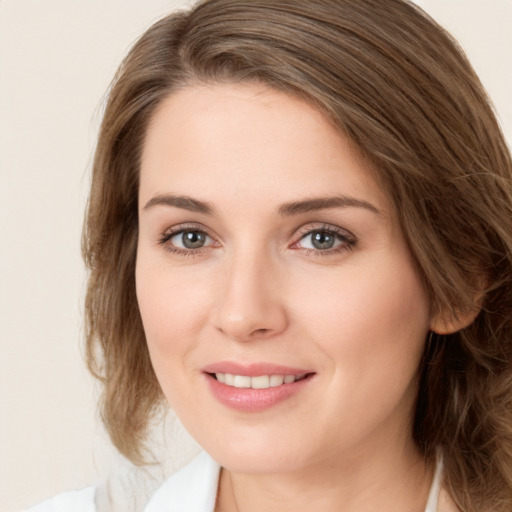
[214,241,287,340]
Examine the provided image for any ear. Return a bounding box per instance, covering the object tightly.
[430,291,485,335]
[430,309,479,335]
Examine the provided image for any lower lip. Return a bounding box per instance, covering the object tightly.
[205,373,313,412]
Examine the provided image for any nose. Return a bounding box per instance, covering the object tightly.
[212,251,288,342]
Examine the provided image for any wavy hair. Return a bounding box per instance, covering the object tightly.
[83,1,512,509]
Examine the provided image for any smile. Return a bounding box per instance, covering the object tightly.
[213,373,308,389]
[202,363,315,412]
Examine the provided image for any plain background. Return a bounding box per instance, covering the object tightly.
[0,1,511,510]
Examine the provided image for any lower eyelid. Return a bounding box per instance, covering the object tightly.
[165,246,210,257]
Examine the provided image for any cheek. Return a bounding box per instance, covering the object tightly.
[292,250,430,374]
[295,253,430,441]
[135,256,217,414]
[135,257,212,365]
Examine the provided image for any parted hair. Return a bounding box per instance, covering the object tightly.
[83,1,512,510]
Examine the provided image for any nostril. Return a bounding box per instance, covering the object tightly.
[251,328,270,336]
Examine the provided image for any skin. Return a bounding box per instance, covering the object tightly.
[136,82,453,511]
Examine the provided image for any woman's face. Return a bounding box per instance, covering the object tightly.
[136,83,432,473]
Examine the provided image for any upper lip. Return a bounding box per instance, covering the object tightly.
[202,361,313,377]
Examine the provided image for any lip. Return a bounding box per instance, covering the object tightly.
[202,361,312,377]
[202,361,315,413]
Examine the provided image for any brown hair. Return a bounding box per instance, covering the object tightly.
[83,0,512,509]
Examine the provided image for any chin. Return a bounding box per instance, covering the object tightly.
[196,427,318,474]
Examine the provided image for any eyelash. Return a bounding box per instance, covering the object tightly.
[156,223,357,257]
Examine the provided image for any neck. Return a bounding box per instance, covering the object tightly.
[216,441,433,512]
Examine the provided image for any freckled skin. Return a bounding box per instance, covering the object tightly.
[136,83,436,511]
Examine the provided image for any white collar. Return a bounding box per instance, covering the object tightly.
[144,451,219,511]
[143,451,442,512]
[424,455,443,512]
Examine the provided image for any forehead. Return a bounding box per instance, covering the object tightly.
[139,82,389,213]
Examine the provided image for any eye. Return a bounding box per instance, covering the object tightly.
[171,230,211,249]
[157,226,217,254]
[300,230,340,250]
[293,226,356,254]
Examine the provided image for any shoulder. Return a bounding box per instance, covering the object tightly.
[24,486,96,512]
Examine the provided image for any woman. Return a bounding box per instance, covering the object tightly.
[28,0,512,510]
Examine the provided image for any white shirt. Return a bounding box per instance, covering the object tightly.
[25,451,443,512]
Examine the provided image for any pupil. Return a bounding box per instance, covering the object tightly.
[312,231,335,250]
[182,231,206,249]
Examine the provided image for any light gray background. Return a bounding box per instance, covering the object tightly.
[1,1,511,510]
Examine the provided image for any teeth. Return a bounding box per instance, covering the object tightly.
[270,375,284,387]
[215,373,306,389]
[233,375,251,388]
[251,375,270,389]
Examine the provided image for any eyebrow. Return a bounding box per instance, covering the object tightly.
[144,194,214,215]
[278,195,382,216]
[143,193,381,217]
